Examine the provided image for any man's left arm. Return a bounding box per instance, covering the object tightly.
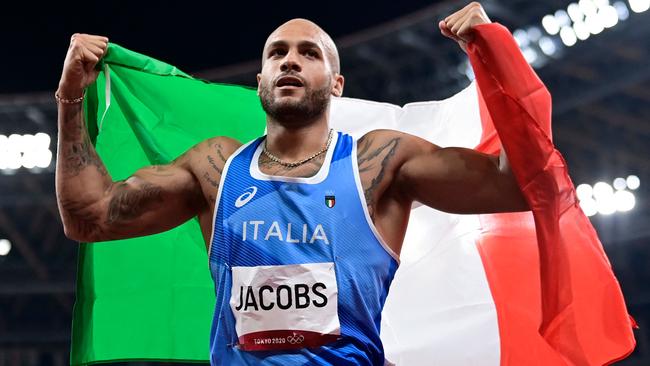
[394,2,531,214]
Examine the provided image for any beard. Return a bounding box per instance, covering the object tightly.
[259,75,331,127]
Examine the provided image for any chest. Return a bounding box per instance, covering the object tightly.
[200,134,407,257]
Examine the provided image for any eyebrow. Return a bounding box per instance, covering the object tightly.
[266,40,323,53]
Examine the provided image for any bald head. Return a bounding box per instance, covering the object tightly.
[262,18,341,74]
[256,18,345,125]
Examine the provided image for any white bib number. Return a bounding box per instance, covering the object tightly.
[230,262,340,351]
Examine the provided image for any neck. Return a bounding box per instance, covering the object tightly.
[264,112,331,161]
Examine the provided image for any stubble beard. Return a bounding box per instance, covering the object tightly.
[259,76,332,127]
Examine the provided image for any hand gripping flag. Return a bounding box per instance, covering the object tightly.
[73,23,634,365]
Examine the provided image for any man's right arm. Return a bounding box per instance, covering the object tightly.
[56,101,207,242]
[55,33,207,242]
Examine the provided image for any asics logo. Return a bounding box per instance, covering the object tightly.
[235,186,258,208]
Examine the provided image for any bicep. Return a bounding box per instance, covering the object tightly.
[88,161,204,242]
[397,143,529,214]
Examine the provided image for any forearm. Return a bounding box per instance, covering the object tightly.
[55,98,113,240]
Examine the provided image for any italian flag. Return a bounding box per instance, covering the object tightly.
[73,23,635,365]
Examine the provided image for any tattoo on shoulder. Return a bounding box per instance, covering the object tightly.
[203,172,219,188]
[207,156,222,175]
[206,140,228,160]
[213,143,228,163]
[106,181,163,224]
[203,141,229,176]
[357,135,401,219]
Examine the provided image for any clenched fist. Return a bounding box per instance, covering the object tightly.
[439,2,491,52]
[57,33,109,99]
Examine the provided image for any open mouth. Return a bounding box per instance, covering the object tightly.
[276,75,304,88]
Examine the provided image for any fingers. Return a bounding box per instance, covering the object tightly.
[444,2,478,28]
[59,33,109,92]
[87,39,108,54]
[70,33,109,59]
[79,47,98,75]
[441,2,491,44]
[85,43,105,58]
[456,20,476,43]
[71,33,108,44]
[81,47,99,64]
[69,36,107,81]
[439,20,463,45]
[450,15,475,42]
[68,33,108,78]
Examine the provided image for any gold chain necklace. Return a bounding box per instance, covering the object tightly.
[262,129,334,168]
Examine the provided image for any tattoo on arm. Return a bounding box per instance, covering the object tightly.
[207,156,222,175]
[204,143,228,188]
[357,135,401,219]
[213,143,227,164]
[203,172,219,188]
[59,198,106,239]
[60,105,109,177]
[106,181,163,224]
[357,136,374,173]
[203,142,230,187]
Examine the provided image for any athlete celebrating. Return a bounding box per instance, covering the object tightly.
[56,2,529,365]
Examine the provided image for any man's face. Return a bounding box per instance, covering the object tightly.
[257,21,342,126]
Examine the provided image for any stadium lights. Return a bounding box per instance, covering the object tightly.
[538,36,558,55]
[0,133,53,173]
[0,239,11,256]
[560,26,578,46]
[577,175,639,217]
[630,0,650,12]
[506,0,645,70]
[626,174,641,189]
[542,15,561,35]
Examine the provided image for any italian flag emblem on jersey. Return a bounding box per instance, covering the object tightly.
[325,195,335,208]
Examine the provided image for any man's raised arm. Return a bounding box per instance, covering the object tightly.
[55,33,205,242]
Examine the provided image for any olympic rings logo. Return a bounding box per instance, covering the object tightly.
[286,333,305,344]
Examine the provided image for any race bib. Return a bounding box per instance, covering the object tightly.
[230,262,340,351]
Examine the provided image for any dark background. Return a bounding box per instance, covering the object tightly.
[0,0,445,94]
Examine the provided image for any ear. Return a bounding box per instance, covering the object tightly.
[256,73,262,96]
[331,73,345,97]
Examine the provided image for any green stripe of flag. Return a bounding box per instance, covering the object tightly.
[72,43,266,365]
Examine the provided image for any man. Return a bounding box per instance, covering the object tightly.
[56,2,529,365]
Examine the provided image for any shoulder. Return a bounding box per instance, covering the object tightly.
[184,136,242,159]
[357,129,438,161]
[206,136,244,158]
[197,136,243,157]
[174,136,243,170]
[354,129,421,189]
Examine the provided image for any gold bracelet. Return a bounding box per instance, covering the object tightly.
[55,91,84,104]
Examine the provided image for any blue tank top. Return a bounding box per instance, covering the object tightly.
[208,131,399,365]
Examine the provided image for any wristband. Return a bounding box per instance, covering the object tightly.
[55,91,84,104]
